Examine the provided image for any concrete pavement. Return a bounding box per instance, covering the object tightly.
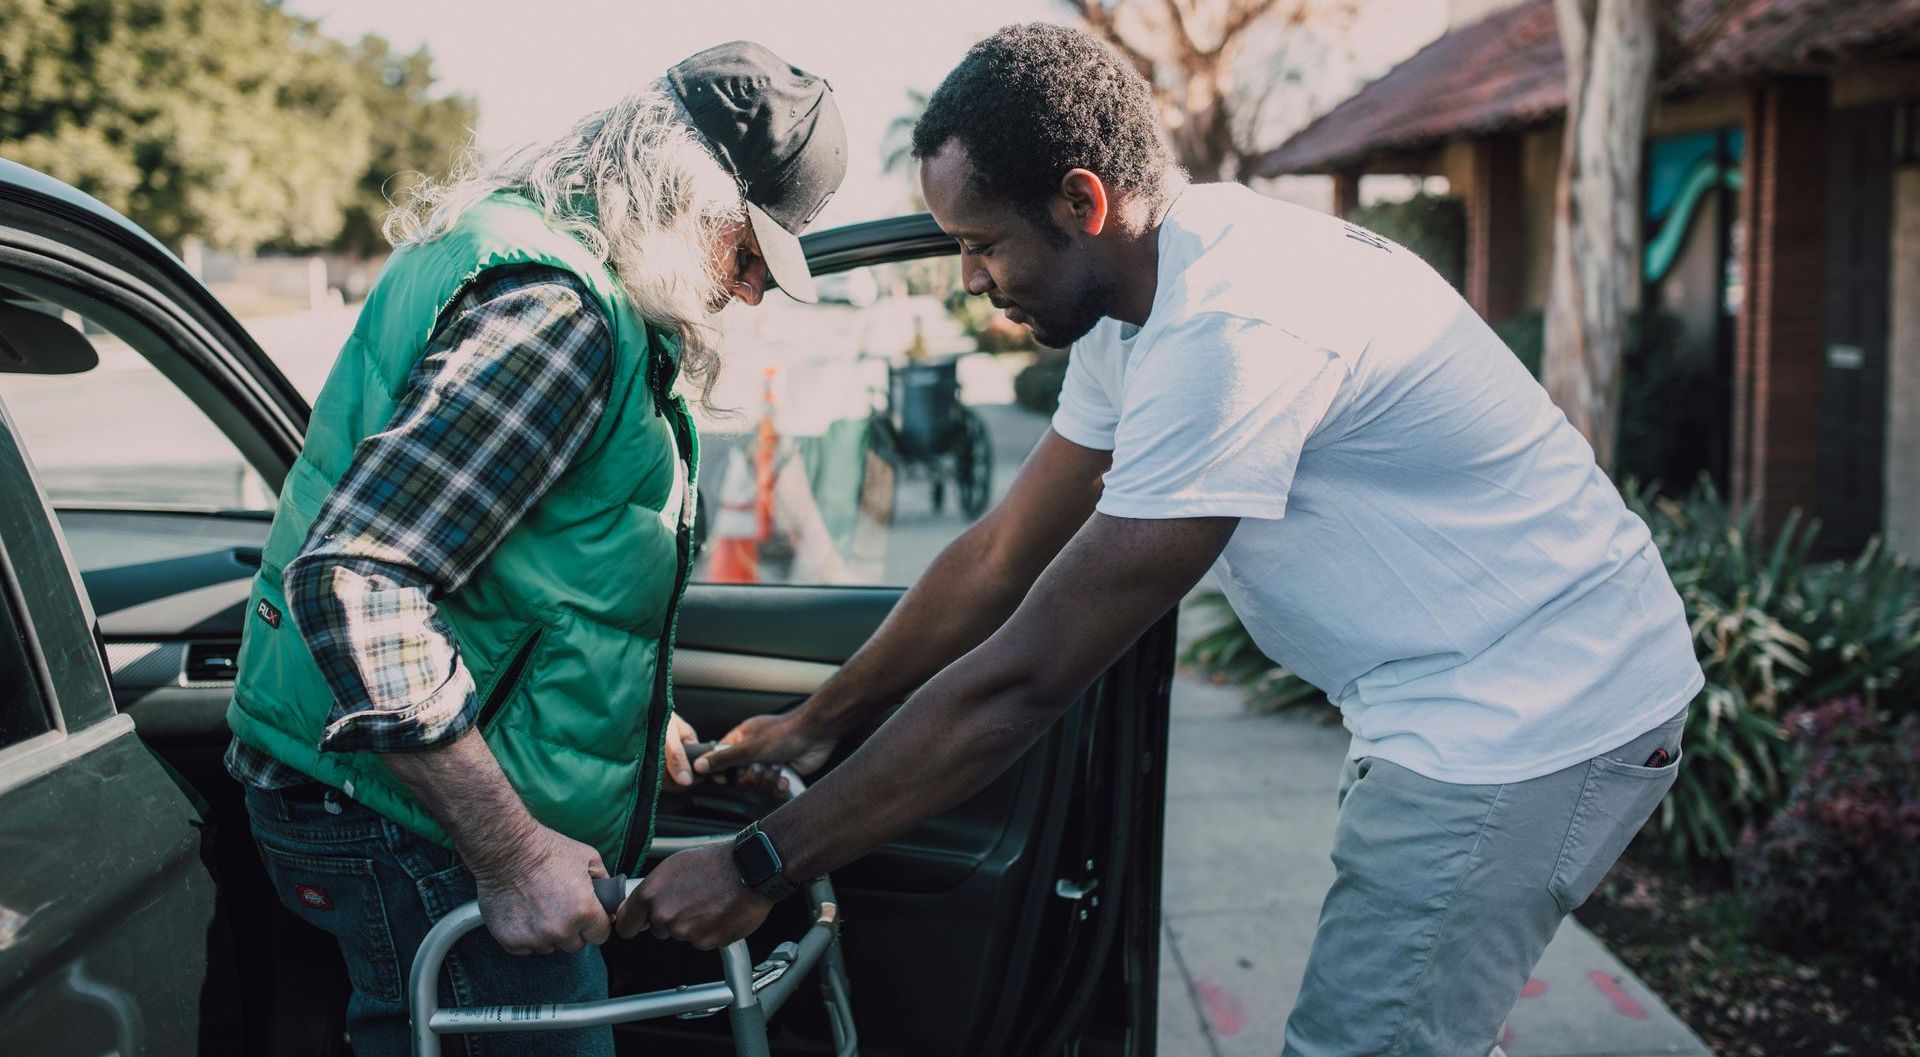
[1155,668,1712,1057]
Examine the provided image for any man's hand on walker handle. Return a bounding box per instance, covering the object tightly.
[468,820,613,956]
[615,842,773,951]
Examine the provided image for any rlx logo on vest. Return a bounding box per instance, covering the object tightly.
[256,598,282,629]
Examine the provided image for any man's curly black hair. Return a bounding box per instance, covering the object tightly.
[912,23,1172,220]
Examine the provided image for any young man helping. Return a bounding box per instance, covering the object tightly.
[628,24,1702,1056]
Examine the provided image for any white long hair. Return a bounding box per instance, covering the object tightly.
[384,80,744,408]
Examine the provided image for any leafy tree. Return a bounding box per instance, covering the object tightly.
[326,34,476,256]
[880,88,930,211]
[0,0,473,254]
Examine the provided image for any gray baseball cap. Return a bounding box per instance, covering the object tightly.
[668,41,847,303]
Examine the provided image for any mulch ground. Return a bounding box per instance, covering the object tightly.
[1576,850,1919,1057]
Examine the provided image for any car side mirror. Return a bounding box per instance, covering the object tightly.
[0,299,98,375]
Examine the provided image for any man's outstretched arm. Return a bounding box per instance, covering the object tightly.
[623,510,1236,948]
[694,430,1112,776]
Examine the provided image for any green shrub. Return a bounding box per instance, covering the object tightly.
[1735,698,1920,982]
[1630,478,1920,862]
[1346,194,1466,291]
[1013,354,1069,414]
[1489,309,1713,487]
[1179,476,1915,863]
[1490,311,1544,377]
[1180,590,1325,714]
[1631,480,1808,861]
[1781,539,1920,716]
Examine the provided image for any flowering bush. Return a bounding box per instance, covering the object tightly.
[1735,698,1920,981]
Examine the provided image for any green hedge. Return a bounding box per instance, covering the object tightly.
[1490,309,1716,488]
[1183,478,1920,866]
[1013,354,1070,415]
[1346,194,1467,291]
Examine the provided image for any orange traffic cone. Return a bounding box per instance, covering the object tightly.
[705,368,782,584]
[754,367,778,542]
[706,447,761,583]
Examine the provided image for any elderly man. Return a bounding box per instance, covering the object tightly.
[633,24,1700,1057]
[224,42,845,1056]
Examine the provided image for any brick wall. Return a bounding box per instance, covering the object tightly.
[1466,133,1527,322]
[1733,77,1829,536]
[1885,167,1920,560]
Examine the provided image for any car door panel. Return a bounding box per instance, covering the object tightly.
[0,408,229,1057]
[0,195,350,1056]
[677,583,904,662]
[613,575,1173,1057]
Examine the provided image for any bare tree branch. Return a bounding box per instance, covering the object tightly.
[1161,0,1203,56]
[1063,0,1162,83]
[1213,0,1287,55]
[1056,0,1349,181]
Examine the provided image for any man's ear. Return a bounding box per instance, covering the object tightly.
[1056,168,1109,237]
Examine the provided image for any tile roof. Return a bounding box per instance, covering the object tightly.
[1255,0,1920,175]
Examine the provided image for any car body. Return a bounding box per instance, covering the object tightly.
[0,158,1173,1057]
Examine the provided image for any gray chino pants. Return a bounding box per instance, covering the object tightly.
[1280,706,1688,1057]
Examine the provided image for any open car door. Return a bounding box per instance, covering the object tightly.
[0,161,1173,1056]
[607,216,1173,1057]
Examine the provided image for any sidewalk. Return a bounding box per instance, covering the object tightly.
[1155,669,1712,1057]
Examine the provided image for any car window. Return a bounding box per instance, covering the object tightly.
[691,255,1046,587]
[0,567,54,748]
[0,301,275,511]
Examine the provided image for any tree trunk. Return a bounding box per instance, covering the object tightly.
[1542,0,1657,476]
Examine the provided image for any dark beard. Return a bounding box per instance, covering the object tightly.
[1027,278,1113,349]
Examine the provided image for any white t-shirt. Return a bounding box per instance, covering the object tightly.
[1052,183,1702,784]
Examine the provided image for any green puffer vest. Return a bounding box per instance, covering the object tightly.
[227,193,699,874]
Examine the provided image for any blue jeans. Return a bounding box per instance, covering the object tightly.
[244,783,614,1057]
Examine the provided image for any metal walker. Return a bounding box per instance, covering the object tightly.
[408,760,857,1057]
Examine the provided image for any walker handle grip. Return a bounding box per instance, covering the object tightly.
[593,874,630,918]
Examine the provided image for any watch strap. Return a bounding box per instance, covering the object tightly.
[732,820,799,902]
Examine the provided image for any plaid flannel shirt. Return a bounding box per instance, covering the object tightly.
[226,264,612,789]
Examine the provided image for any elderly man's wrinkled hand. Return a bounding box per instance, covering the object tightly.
[614,843,772,950]
[662,713,703,790]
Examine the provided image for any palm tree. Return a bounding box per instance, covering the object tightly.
[881,88,931,210]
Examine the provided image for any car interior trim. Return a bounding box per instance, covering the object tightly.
[673,648,838,695]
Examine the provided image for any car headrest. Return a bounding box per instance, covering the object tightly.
[0,296,98,375]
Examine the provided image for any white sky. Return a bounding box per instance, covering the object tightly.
[288,0,1445,228]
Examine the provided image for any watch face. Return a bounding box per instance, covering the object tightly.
[733,827,781,887]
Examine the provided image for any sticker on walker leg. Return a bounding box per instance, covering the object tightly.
[475,1005,561,1024]
[294,884,332,910]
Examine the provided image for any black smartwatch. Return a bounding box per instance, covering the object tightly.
[731,820,799,902]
